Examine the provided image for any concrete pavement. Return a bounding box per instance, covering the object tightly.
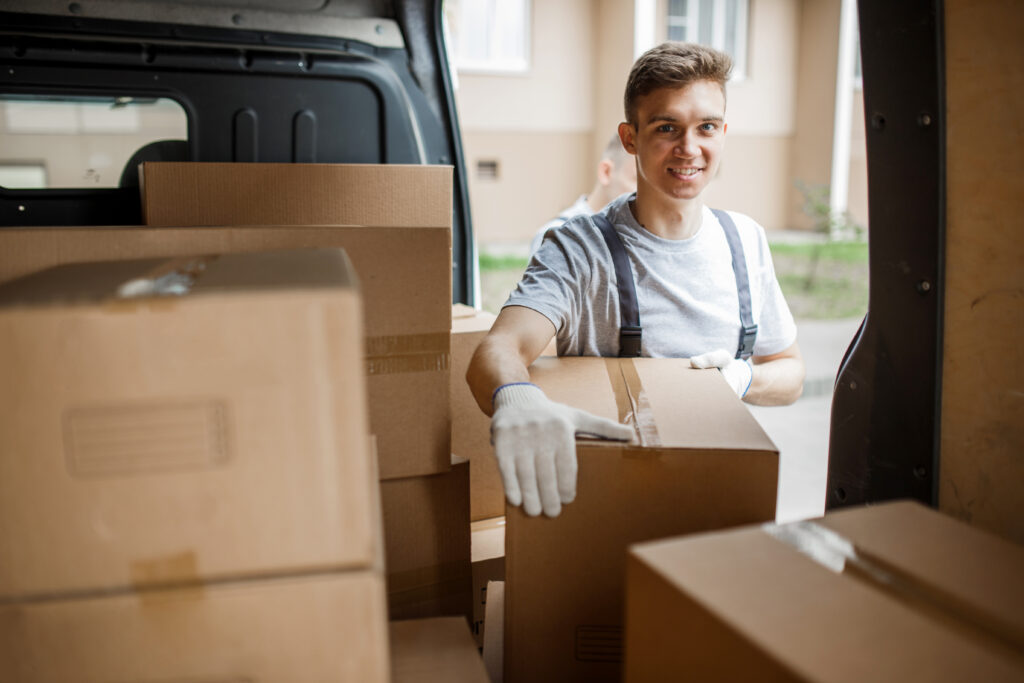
[747,317,864,523]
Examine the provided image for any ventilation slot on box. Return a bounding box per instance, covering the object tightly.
[64,400,229,477]
[575,626,623,663]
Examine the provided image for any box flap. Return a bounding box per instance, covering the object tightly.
[529,357,777,453]
[0,248,357,307]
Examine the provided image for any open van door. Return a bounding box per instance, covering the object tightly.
[0,0,475,304]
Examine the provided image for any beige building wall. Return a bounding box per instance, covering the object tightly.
[789,0,842,230]
[458,0,865,243]
[457,0,602,246]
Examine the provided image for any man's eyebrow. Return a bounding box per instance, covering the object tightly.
[644,113,725,125]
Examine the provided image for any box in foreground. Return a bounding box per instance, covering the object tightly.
[504,357,779,683]
[0,249,379,599]
[0,572,390,682]
[625,500,1024,682]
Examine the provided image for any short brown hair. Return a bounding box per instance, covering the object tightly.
[624,42,733,124]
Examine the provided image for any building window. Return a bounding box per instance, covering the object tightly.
[444,0,531,74]
[666,0,749,79]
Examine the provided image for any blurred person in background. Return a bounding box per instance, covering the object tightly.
[528,134,638,257]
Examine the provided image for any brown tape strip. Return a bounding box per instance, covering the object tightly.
[131,551,206,603]
[603,358,661,447]
[764,522,1024,659]
[618,358,661,447]
[365,333,450,375]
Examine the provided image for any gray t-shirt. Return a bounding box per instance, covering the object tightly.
[505,192,797,358]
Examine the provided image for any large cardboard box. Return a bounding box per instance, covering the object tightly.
[0,571,391,682]
[0,223,451,480]
[139,162,452,228]
[381,457,473,623]
[390,616,491,683]
[624,501,1024,682]
[451,304,505,520]
[504,357,779,683]
[0,249,381,600]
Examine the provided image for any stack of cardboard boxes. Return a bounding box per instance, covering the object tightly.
[0,248,392,680]
[0,163,481,680]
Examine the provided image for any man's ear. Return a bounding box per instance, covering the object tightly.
[617,121,637,155]
[596,158,614,186]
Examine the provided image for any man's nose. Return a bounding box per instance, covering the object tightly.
[675,132,700,158]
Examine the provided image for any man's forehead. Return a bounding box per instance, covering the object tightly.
[637,81,726,123]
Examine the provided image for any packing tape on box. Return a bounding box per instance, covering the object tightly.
[117,257,212,298]
[763,521,1024,657]
[604,358,661,447]
[365,333,450,375]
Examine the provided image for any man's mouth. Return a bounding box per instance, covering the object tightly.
[669,167,702,178]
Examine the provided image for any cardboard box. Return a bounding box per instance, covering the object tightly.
[0,224,452,480]
[139,162,452,228]
[451,304,506,520]
[483,580,505,683]
[504,357,779,683]
[381,456,473,623]
[390,616,491,683]
[0,249,381,600]
[624,501,1024,682]
[471,516,507,647]
[0,571,391,682]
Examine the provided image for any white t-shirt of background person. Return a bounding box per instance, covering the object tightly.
[505,192,797,359]
[528,194,591,257]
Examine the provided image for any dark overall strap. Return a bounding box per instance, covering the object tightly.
[711,208,758,359]
[592,214,642,357]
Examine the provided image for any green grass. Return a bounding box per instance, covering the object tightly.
[478,252,530,271]
[768,240,868,263]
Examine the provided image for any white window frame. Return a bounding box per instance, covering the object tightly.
[445,0,531,76]
[666,0,749,81]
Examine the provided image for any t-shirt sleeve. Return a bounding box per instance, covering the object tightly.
[503,222,591,336]
[750,225,798,356]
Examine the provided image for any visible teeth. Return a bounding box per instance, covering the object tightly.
[671,168,700,176]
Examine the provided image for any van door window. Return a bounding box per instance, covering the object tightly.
[0,95,188,189]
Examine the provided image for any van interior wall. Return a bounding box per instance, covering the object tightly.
[939,0,1024,544]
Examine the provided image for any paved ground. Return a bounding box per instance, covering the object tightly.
[747,317,863,523]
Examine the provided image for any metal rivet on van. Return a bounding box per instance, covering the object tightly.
[232,13,244,26]
[68,2,82,14]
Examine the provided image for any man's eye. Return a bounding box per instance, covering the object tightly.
[700,122,718,132]
[657,124,675,133]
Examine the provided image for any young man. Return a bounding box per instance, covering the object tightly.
[528,133,638,257]
[467,42,805,518]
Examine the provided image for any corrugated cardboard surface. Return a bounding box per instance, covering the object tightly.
[390,616,491,683]
[0,251,378,600]
[140,162,453,228]
[0,571,391,682]
[381,457,473,623]
[504,357,779,683]
[624,501,1024,682]
[0,225,452,480]
[451,304,505,521]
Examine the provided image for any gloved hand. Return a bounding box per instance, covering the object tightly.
[690,349,753,398]
[491,382,635,518]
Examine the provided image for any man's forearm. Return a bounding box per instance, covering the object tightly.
[466,334,532,417]
[744,357,805,406]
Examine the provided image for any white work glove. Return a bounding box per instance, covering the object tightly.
[491,382,635,518]
[690,349,753,398]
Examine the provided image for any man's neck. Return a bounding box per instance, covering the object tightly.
[631,186,704,240]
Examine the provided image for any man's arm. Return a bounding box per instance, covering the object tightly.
[745,341,805,406]
[466,305,633,518]
[467,305,557,416]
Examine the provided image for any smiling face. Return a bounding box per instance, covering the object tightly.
[618,80,727,204]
